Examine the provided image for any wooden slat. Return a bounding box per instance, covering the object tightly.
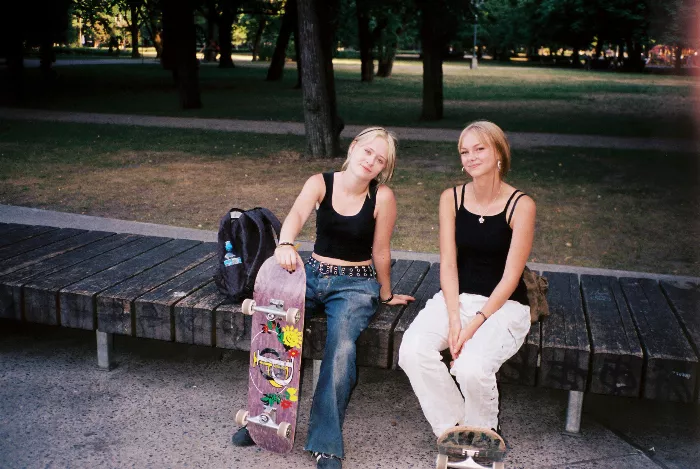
[499,322,541,387]
[361,259,430,368]
[173,282,228,346]
[0,233,134,323]
[214,300,249,351]
[133,257,217,341]
[96,242,214,336]
[22,236,167,327]
[0,230,114,319]
[539,272,590,391]
[660,280,700,402]
[0,228,86,272]
[581,275,643,397]
[620,278,698,402]
[0,225,58,249]
[391,263,441,370]
[0,222,27,237]
[58,239,197,330]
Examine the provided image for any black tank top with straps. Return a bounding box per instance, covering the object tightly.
[313,172,377,262]
[454,185,529,305]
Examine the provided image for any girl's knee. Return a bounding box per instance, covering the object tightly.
[398,330,439,370]
[452,354,487,381]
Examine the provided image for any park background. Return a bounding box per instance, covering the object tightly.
[0,0,698,278]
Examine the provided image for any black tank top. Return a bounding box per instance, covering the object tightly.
[454,185,529,305]
[314,172,377,262]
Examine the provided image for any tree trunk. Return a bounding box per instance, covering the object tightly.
[571,44,581,68]
[674,45,683,71]
[39,37,56,79]
[267,0,297,81]
[130,3,141,58]
[356,0,373,82]
[376,40,397,77]
[297,0,340,157]
[162,0,201,109]
[154,31,163,57]
[294,28,302,88]
[251,16,267,61]
[419,1,444,121]
[2,36,24,104]
[218,3,237,68]
[204,0,218,62]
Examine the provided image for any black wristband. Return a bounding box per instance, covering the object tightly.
[380,294,394,304]
[277,242,294,247]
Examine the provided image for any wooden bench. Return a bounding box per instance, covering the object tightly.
[1,223,698,434]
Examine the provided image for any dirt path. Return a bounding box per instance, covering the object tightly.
[1,107,697,152]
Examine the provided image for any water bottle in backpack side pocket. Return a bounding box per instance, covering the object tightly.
[223,240,242,267]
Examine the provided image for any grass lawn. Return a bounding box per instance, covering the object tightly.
[1,119,697,276]
[4,60,698,140]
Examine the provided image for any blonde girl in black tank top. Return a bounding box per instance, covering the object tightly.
[231,127,414,468]
[399,121,535,441]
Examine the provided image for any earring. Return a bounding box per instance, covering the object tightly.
[497,160,502,170]
[460,167,465,173]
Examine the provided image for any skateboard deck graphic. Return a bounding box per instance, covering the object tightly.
[235,255,305,453]
[436,426,506,469]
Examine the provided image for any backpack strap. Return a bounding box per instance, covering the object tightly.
[252,207,282,237]
[241,208,282,287]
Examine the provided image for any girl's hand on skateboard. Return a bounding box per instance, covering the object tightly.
[275,245,299,272]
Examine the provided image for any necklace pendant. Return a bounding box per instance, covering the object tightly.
[478,216,485,224]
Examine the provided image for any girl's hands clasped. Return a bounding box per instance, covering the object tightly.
[448,316,482,360]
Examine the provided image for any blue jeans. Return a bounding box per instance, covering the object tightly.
[303,261,380,458]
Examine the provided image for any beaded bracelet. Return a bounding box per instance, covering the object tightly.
[476,311,488,322]
[380,294,394,304]
[277,242,294,248]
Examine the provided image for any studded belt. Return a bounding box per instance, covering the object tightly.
[306,256,376,278]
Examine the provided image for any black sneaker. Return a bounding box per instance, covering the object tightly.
[231,426,256,447]
[313,452,342,468]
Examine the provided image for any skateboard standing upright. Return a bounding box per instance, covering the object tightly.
[235,255,306,453]
[436,426,507,469]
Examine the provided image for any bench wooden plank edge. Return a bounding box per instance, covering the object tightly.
[620,277,698,403]
[539,271,590,392]
[659,280,700,402]
[581,275,644,397]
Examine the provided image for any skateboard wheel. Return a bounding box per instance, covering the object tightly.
[235,409,249,426]
[242,299,255,316]
[286,307,299,324]
[435,454,448,469]
[277,422,291,439]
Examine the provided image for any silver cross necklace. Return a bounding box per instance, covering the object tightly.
[472,182,502,224]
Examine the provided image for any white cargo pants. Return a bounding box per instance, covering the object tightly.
[398,291,531,437]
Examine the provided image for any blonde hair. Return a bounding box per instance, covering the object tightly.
[341,127,397,185]
[458,121,511,178]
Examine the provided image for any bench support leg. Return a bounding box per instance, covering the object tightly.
[564,390,584,434]
[96,330,115,371]
[312,359,322,394]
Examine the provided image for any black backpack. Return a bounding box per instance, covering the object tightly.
[213,207,282,302]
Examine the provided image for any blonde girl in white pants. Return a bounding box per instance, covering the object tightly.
[398,121,535,438]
